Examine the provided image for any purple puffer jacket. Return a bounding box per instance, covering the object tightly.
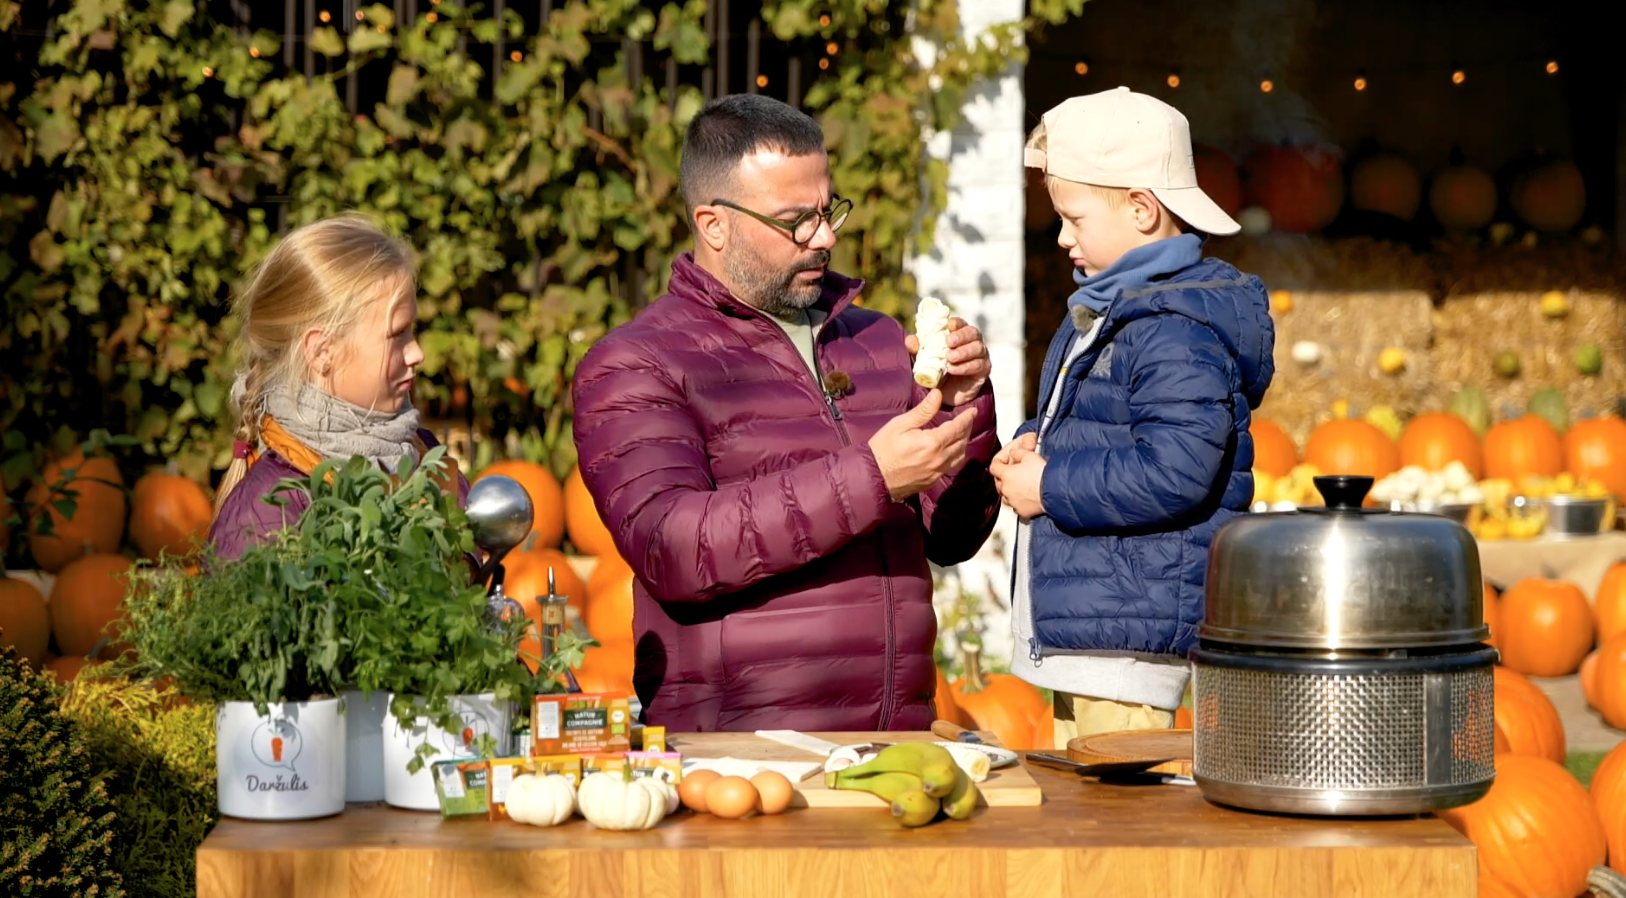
[571,253,1001,732]
[208,431,467,561]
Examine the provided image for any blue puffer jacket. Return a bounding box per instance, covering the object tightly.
[1017,256,1274,658]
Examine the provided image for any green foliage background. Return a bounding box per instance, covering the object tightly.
[0,0,1082,567]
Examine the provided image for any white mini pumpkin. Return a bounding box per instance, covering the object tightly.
[577,773,671,831]
[505,773,577,827]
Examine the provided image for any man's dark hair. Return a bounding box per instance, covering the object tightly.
[680,94,827,213]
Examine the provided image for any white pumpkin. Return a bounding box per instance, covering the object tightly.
[505,773,576,827]
[577,773,670,831]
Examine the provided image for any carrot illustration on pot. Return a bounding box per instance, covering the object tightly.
[271,736,284,762]
[462,726,474,746]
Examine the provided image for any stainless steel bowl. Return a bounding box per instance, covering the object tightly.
[1204,475,1487,650]
[1392,501,1475,524]
[1516,495,1613,538]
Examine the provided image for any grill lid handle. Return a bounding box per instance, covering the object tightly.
[1314,475,1374,511]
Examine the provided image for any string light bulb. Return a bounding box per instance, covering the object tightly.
[1546,60,1559,74]
[1452,68,1465,85]
[426,11,437,22]
[318,9,330,22]
[510,50,522,62]
[1074,61,1089,76]
[1166,72,1180,88]
[756,75,769,88]
[1260,78,1274,93]
[202,66,213,77]
[1354,74,1367,91]
[355,9,365,20]
[826,41,838,55]
[819,58,829,70]
[819,14,831,26]
[250,46,260,57]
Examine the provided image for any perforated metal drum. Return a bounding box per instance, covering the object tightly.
[1192,475,1496,816]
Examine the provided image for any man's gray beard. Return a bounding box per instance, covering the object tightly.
[724,249,825,319]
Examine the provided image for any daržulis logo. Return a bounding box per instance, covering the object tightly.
[437,708,492,755]
[250,718,303,773]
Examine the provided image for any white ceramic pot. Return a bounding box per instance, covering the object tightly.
[216,698,346,820]
[382,693,513,811]
[341,689,390,802]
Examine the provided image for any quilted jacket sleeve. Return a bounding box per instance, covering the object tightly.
[915,382,1001,566]
[1039,315,1237,531]
[572,342,896,605]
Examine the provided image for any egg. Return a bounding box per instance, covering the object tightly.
[679,769,720,813]
[750,771,794,815]
[704,776,759,819]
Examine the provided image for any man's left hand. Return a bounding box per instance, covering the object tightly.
[905,317,991,408]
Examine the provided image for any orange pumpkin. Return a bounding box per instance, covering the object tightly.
[1249,418,1298,477]
[1192,144,1242,218]
[1399,412,1483,478]
[563,467,617,558]
[1511,158,1586,233]
[503,548,588,617]
[46,655,105,682]
[1597,562,1626,645]
[129,472,212,561]
[1030,702,1056,751]
[949,645,1046,751]
[1476,874,1523,898]
[474,460,565,550]
[572,641,634,694]
[1491,666,1565,762]
[1496,577,1594,678]
[1174,705,1194,728]
[1588,635,1626,730]
[1565,416,1626,499]
[1429,161,1498,231]
[1582,649,1600,708]
[588,552,633,598]
[26,449,127,573]
[933,665,974,729]
[49,553,134,659]
[0,577,50,666]
[1483,416,1564,482]
[584,562,635,647]
[1590,740,1626,874]
[1436,755,1605,898]
[1242,144,1345,234]
[1303,419,1399,478]
[1482,581,1501,650]
[1349,153,1422,221]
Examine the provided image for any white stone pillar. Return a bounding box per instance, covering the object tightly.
[909,0,1026,670]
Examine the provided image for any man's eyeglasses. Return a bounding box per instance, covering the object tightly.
[711,195,853,246]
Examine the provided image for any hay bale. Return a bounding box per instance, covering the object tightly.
[1256,290,1435,447]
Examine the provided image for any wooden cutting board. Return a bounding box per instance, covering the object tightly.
[670,730,1043,808]
[1067,728,1193,777]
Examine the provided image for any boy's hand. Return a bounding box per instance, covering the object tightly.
[905,317,990,407]
[993,432,1037,467]
[994,449,1047,519]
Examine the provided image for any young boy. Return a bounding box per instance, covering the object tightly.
[993,87,1275,745]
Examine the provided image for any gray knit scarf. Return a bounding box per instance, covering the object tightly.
[253,377,423,473]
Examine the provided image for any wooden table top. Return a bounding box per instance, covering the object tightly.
[197,749,1476,898]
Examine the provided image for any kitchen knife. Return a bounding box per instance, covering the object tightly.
[930,720,987,744]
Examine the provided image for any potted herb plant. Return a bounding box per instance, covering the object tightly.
[121,540,348,821]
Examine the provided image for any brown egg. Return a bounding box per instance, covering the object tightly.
[679,769,720,813]
[704,776,759,819]
[750,770,794,815]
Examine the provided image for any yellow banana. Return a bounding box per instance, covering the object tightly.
[826,770,925,804]
[940,764,979,821]
[891,789,942,827]
[833,743,959,798]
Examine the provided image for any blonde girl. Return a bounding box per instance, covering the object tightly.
[208,214,463,559]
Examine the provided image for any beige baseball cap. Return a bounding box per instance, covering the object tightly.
[1026,86,1241,237]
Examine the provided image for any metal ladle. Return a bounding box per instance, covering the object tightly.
[465,474,582,693]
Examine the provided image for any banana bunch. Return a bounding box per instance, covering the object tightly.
[1253,463,1325,511]
[824,743,981,827]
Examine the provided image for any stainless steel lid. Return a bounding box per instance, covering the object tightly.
[1203,475,1487,649]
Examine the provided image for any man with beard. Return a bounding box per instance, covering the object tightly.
[571,94,1002,732]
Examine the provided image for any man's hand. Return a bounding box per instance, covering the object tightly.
[869,389,978,501]
[905,317,991,407]
[992,432,1045,519]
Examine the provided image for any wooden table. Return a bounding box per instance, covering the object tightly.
[196,751,1476,898]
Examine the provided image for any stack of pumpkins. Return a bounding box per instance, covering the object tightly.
[0,446,213,682]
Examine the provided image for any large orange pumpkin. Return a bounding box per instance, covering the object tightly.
[1491,666,1565,762]
[949,645,1047,751]
[1349,153,1423,221]
[1249,418,1298,477]
[1597,562,1626,645]
[1483,416,1564,482]
[26,449,127,573]
[1587,635,1626,730]
[474,460,565,550]
[1303,419,1399,478]
[1483,581,1501,649]
[1399,412,1483,478]
[49,553,134,658]
[1511,158,1586,233]
[1564,416,1626,499]
[46,655,105,682]
[588,552,633,598]
[1582,649,1600,708]
[1496,577,1594,677]
[1590,740,1626,874]
[563,467,617,558]
[572,641,634,694]
[1242,144,1345,234]
[129,472,212,561]
[503,548,588,617]
[0,577,50,666]
[1193,144,1242,218]
[1436,755,1605,898]
[1476,874,1523,898]
[1429,162,1498,231]
[584,562,635,647]
[933,665,974,729]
